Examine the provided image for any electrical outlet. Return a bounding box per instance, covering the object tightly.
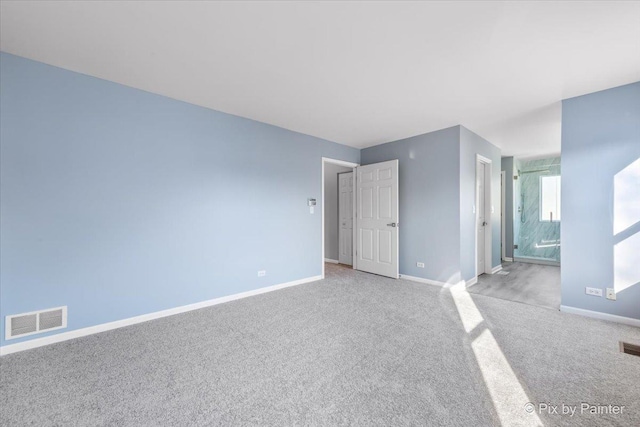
[585,287,602,297]
[606,288,616,301]
[258,270,266,277]
[416,262,425,268]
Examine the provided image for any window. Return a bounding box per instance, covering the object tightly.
[540,176,561,222]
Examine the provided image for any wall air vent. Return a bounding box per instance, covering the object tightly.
[5,306,67,340]
[620,341,640,357]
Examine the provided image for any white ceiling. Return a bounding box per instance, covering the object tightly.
[1,1,639,158]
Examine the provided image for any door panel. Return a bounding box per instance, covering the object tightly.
[378,186,392,219]
[356,160,399,278]
[338,172,353,265]
[361,228,374,261]
[361,187,374,219]
[378,230,392,264]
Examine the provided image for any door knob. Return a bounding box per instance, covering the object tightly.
[387,223,397,227]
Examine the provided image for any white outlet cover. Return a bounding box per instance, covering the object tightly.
[606,288,616,300]
[417,262,425,268]
[258,270,266,277]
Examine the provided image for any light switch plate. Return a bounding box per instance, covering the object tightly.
[585,287,602,297]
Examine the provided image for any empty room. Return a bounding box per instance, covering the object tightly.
[1,1,639,426]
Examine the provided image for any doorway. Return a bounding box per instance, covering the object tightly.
[468,156,561,311]
[322,158,358,278]
[322,157,400,280]
[476,155,492,277]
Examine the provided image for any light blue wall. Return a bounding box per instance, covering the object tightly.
[501,157,514,259]
[561,81,640,320]
[361,127,463,283]
[361,125,502,284]
[459,126,502,281]
[0,53,360,346]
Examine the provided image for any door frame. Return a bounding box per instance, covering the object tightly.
[475,154,493,278]
[501,171,506,261]
[322,157,359,279]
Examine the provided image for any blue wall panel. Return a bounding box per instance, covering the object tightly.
[0,53,360,346]
[561,81,640,320]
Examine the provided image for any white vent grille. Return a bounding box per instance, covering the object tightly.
[10,314,37,337]
[39,308,64,330]
[5,306,67,340]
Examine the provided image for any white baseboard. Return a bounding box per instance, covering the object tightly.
[560,305,640,328]
[491,265,503,274]
[400,274,468,288]
[0,275,322,356]
[324,258,339,264]
[400,274,475,288]
[400,274,449,287]
[465,277,478,287]
[503,257,513,262]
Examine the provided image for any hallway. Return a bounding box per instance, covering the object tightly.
[468,262,560,310]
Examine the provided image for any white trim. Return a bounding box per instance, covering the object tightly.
[476,154,492,164]
[0,275,322,356]
[560,305,640,328]
[475,154,493,278]
[400,274,477,288]
[503,257,513,262]
[491,264,503,274]
[501,171,506,260]
[465,277,478,287]
[321,157,358,169]
[400,274,450,287]
[352,168,358,271]
[321,157,359,279]
[324,258,339,264]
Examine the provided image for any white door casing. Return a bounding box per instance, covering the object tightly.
[501,171,506,261]
[338,172,354,265]
[477,162,486,275]
[321,157,359,279]
[356,160,399,279]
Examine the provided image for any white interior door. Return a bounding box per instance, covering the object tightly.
[338,172,353,265]
[356,160,399,278]
[477,162,486,275]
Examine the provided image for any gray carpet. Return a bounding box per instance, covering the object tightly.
[468,262,561,310]
[1,263,638,426]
